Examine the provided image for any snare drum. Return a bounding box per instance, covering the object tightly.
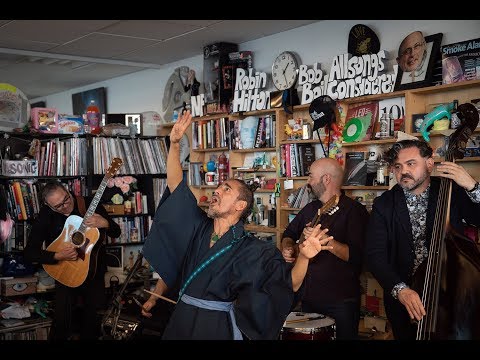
[280,312,336,340]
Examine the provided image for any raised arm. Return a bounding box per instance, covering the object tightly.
[167,110,193,193]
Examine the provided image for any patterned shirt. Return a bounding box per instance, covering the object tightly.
[392,182,480,299]
[404,186,430,275]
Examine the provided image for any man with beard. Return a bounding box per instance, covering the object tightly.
[366,139,480,339]
[141,110,331,340]
[280,158,369,340]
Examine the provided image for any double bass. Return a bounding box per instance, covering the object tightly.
[413,103,480,340]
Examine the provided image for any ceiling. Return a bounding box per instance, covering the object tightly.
[0,20,319,100]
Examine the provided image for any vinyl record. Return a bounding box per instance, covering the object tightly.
[348,24,380,56]
[342,117,366,143]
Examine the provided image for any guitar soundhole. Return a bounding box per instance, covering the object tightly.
[71,231,85,246]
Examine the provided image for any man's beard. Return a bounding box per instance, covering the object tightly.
[399,171,429,192]
[207,207,219,219]
[308,181,326,199]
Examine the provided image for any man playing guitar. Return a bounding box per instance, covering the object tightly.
[24,181,121,340]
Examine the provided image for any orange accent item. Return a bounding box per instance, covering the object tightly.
[86,100,101,134]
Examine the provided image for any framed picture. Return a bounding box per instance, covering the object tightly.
[412,113,428,133]
[394,33,443,91]
[72,87,107,116]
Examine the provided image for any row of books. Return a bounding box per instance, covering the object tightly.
[0,179,87,221]
[192,117,229,150]
[191,115,277,150]
[92,137,169,175]
[31,137,88,177]
[107,215,152,244]
[280,143,316,178]
[229,115,276,150]
[0,222,31,252]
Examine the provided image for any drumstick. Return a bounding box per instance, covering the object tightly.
[285,315,324,324]
[144,289,177,305]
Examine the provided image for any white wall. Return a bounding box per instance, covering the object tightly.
[33,20,480,119]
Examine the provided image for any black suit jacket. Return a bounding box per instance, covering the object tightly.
[365,177,480,337]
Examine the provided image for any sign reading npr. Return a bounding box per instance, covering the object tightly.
[2,160,38,177]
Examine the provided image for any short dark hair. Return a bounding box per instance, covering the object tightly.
[384,139,433,166]
[41,181,66,204]
[232,179,254,221]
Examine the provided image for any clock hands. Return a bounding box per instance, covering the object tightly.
[283,62,290,87]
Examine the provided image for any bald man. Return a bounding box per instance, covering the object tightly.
[281,158,369,340]
[396,31,429,83]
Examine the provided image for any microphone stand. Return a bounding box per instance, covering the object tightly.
[101,252,145,340]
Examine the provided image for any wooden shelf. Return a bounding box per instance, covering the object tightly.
[244,224,277,233]
[411,128,480,137]
[192,147,229,152]
[341,186,390,190]
[280,139,319,145]
[231,147,276,153]
[280,207,303,211]
[232,167,277,172]
[433,156,480,163]
[409,79,480,95]
[192,113,229,121]
[341,138,397,147]
[279,176,308,180]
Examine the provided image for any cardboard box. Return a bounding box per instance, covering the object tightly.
[103,204,125,215]
[31,107,58,133]
[1,276,38,296]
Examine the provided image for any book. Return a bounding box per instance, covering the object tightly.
[441,38,480,84]
[343,152,367,186]
[345,102,379,141]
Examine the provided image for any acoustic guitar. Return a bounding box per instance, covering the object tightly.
[43,158,123,288]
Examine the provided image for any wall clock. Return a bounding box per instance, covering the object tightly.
[271,51,299,91]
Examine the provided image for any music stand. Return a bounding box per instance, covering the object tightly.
[100,251,145,340]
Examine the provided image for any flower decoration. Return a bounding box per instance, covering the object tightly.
[107,176,138,196]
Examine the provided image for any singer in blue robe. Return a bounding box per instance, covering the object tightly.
[142,110,329,340]
[143,180,293,340]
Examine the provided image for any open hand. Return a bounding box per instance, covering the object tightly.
[299,224,333,259]
[170,110,192,143]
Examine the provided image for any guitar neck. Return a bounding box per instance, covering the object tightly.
[79,177,109,232]
[297,210,321,245]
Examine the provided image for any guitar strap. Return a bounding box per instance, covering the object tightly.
[76,195,86,216]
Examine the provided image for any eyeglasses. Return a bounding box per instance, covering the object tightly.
[400,41,425,57]
[49,193,71,211]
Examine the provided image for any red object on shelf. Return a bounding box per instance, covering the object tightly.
[86,100,101,134]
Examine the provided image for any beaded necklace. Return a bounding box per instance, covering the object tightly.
[178,225,249,301]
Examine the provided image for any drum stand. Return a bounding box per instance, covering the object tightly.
[100,252,145,340]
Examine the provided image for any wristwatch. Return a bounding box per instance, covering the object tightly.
[391,282,409,299]
[467,181,479,193]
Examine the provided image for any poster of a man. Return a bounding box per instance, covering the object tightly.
[394,32,443,91]
[396,31,430,84]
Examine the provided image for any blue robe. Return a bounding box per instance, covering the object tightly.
[143,181,293,339]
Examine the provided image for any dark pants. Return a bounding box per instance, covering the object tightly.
[52,273,106,340]
[384,296,417,340]
[302,297,360,340]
